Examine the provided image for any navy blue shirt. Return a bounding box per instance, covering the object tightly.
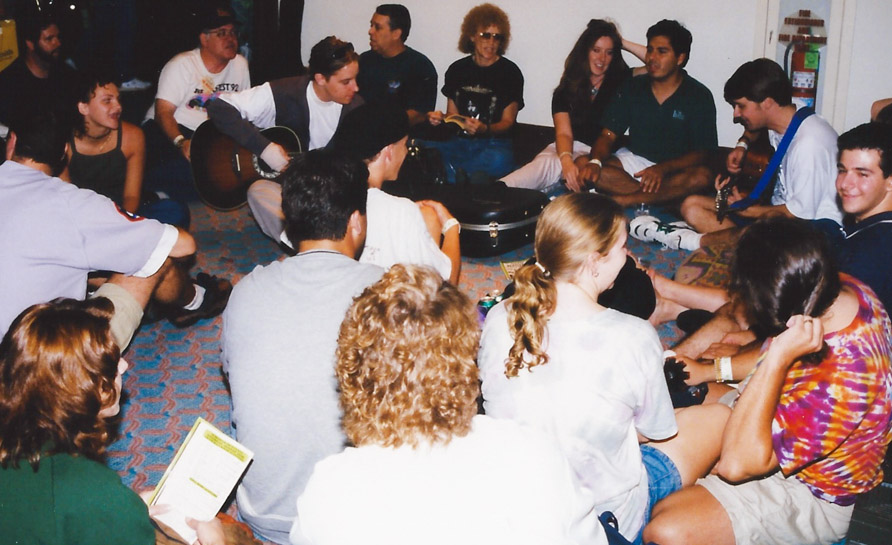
[816,211,892,311]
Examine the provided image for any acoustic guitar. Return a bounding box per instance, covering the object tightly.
[190,121,302,210]
[715,140,774,222]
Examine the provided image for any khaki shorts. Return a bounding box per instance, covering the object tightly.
[698,471,852,545]
[91,282,144,350]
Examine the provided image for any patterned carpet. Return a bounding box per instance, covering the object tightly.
[107,199,692,502]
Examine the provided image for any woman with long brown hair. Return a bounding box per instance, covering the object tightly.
[503,19,644,191]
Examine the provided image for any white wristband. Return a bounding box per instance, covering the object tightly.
[588,158,603,167]
[441,217,460,235]
[714,356,733,383]
[735,139,749,151]
[172,134,185,148]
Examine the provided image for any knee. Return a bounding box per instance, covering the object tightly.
[642,513,690,545]
[680,195,702,222]
[685,166,712,190]
[247,180,284,215]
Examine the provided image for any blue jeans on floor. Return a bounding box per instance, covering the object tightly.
[415,136,515,183]
[138,197,190,229]
[142,120,200,203]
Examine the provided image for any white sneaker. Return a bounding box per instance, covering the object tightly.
[629,216,700,251]
[629,215,662,242]
[120,78,152,92]
[653,220,701,251]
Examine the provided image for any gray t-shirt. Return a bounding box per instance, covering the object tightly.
[221,250,383,544]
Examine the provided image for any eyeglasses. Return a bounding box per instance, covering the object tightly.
[478,32,504,42]
[205,28,238,39]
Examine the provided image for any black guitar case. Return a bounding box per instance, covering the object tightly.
[382,179,549,257]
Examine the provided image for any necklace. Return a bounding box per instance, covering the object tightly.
[590,75,605,98]
[83,128,114,154]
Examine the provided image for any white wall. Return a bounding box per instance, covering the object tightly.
[302,0,890,143]
[841,0,892,129]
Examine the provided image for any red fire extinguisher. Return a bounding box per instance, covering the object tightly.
[786,42,820,108]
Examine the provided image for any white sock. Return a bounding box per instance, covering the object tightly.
[183,283,206,310]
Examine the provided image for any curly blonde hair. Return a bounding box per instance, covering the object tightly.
[459,3,511,56]
[337,264,480,448]
[505,193,625,377]
[0,298,120,469]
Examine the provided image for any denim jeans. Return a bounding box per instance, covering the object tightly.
[415,136,515,183]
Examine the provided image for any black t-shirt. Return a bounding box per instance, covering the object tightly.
[550,68,630,146]
[358,47,437,113]
[441,56,524,127]
[0,58,74,131]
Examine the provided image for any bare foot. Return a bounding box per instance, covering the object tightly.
[649,295,688,326]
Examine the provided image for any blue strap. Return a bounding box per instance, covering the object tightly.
[728,107,815,211]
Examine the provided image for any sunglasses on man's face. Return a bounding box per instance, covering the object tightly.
[477,32,504,42]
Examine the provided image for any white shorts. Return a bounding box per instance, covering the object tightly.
[614,148,655,181]
[698,471,852,545]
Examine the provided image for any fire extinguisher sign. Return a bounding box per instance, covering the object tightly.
[792,71,816,89]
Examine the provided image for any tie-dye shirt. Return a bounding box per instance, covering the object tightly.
[767,274,892,505]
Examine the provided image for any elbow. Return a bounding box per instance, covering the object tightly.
[172,229,197,258]
[715,453,773,483]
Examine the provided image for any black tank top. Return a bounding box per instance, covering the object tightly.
[69,128,127,201]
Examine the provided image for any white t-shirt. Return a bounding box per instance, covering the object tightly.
[306,84,342,150]
[293,415,606,545]
[146,48,250,130]
[478,303,677,538]
[769,113,841,223]
[360,188,452,280]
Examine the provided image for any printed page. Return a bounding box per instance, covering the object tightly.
[150,417,253,543]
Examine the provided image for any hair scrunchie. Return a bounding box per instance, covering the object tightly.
[534,261,551,277]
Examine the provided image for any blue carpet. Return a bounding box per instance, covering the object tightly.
[108,200,690,493]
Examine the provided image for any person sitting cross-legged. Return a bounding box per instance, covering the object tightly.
[575,20,717,206]
[0,112,231,346]
[142,2,250,202]
[631,58,840,251]
[478,193,729,544]
[222,150,385,544]
[422,3,524,183]
[643,217,892,545]
[501,19,645,192]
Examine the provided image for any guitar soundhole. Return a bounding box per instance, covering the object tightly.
[252,155,280,180]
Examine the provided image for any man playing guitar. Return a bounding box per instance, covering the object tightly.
[206,36,364,240]
[631,58,841,251]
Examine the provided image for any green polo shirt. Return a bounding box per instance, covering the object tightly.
[0,452,154,545]
[603,71,717,163]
